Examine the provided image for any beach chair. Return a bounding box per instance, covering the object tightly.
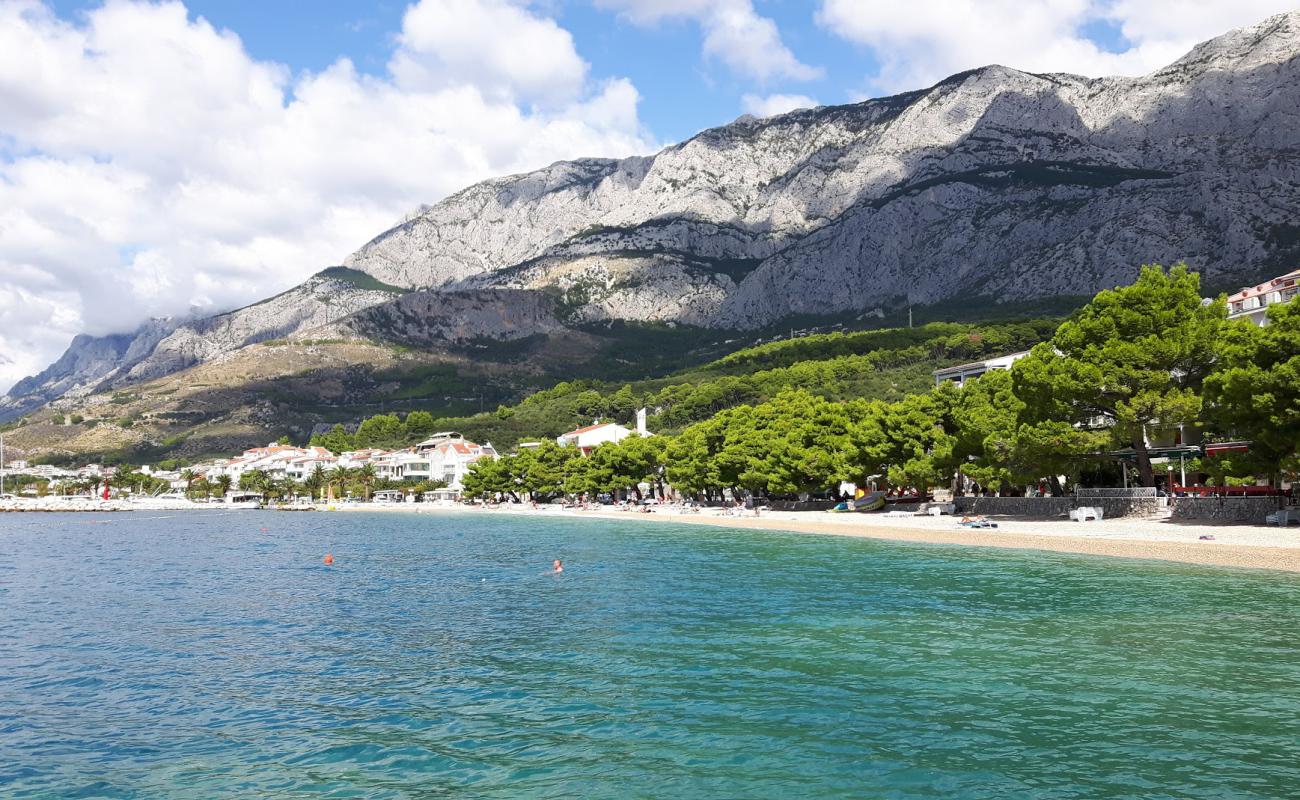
[1265,507,1300,526]
[1069,506,1103,522]
[927,503,956,516]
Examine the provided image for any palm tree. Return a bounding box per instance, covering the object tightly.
[357,464,377,501]
[326,466,349,501]
[180,469,197,498]
[306,465,326,501]
[214,474,233,500]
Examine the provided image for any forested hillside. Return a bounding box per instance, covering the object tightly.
[312,319,1059,452]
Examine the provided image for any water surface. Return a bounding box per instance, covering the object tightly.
[1,511,1297,798]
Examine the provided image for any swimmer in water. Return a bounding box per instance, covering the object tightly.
[552,559,563,574]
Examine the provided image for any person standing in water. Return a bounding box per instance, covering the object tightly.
[552,559,563,574]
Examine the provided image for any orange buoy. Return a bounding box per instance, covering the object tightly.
[323,554,334,565]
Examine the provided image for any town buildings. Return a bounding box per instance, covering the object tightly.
[1227,268,1300,326]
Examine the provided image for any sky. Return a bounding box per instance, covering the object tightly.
[1,0,1295,394]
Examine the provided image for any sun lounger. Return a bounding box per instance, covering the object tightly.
[927,503,956,516]
[1069,506,1103,522]
[1265,508,1300,526]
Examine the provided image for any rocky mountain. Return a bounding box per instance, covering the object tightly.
[347,10,1300,328]
[5,12,1299,423]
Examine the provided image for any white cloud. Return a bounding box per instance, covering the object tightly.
[599,0,820,82]
[391,0,588,104]
[741,92,818,117]
[816,0,1297,94]
[0,0,656,394]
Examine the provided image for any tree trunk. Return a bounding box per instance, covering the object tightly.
[1133,433,1155,487]
[951,466,963,498]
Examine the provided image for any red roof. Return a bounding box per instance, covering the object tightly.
[561,422,617,437]
[1229,269,1300,301]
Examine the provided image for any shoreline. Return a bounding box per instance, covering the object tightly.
[4,498,1297,574]
[331,502,1300,574]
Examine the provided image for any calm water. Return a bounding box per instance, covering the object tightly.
[1,511,1298,798]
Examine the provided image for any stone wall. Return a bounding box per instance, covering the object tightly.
[1171,497,1286,523]
[953,497,1074,517]
[952,496,1161,518]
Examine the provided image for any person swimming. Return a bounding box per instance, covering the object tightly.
[552,559,563,574]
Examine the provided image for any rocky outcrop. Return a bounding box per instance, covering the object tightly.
[330,288,564,345]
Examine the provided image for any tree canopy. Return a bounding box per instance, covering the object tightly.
[1013,264,1225,486]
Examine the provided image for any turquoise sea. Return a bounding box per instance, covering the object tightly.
[0,511,1297,798]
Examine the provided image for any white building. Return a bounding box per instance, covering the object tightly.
[373,450,432,482]
[209,444,335,483]
[1227,268,1299,326]
[373,433,498,492]
[421,436,497,489]
[337,448,387,469]
[932,351,1031,388]
[283,452,338,482]
[557,409,650,456]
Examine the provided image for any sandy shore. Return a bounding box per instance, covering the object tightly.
[332,502,1300,574]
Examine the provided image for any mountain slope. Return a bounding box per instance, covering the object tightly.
[345,11,1300,328]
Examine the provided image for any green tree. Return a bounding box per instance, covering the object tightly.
[239,470,271,495]
[463,456,514,500]
[511,442,577,501]
[314,424,355,454]
[664,423,721,498]
[948,370,1022,493]
[354,414,407,449]
[842,394,954,493]
[214,474,233,499]
[762,390,852,496]
[1204,300,1300,482]
[591,434,665,500]
[326,466,352,499]
[1013,264,1225,486]
[405,411,436,441]
[563,452,612,498]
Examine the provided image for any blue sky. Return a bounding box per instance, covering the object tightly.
[2,0,1293,391]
